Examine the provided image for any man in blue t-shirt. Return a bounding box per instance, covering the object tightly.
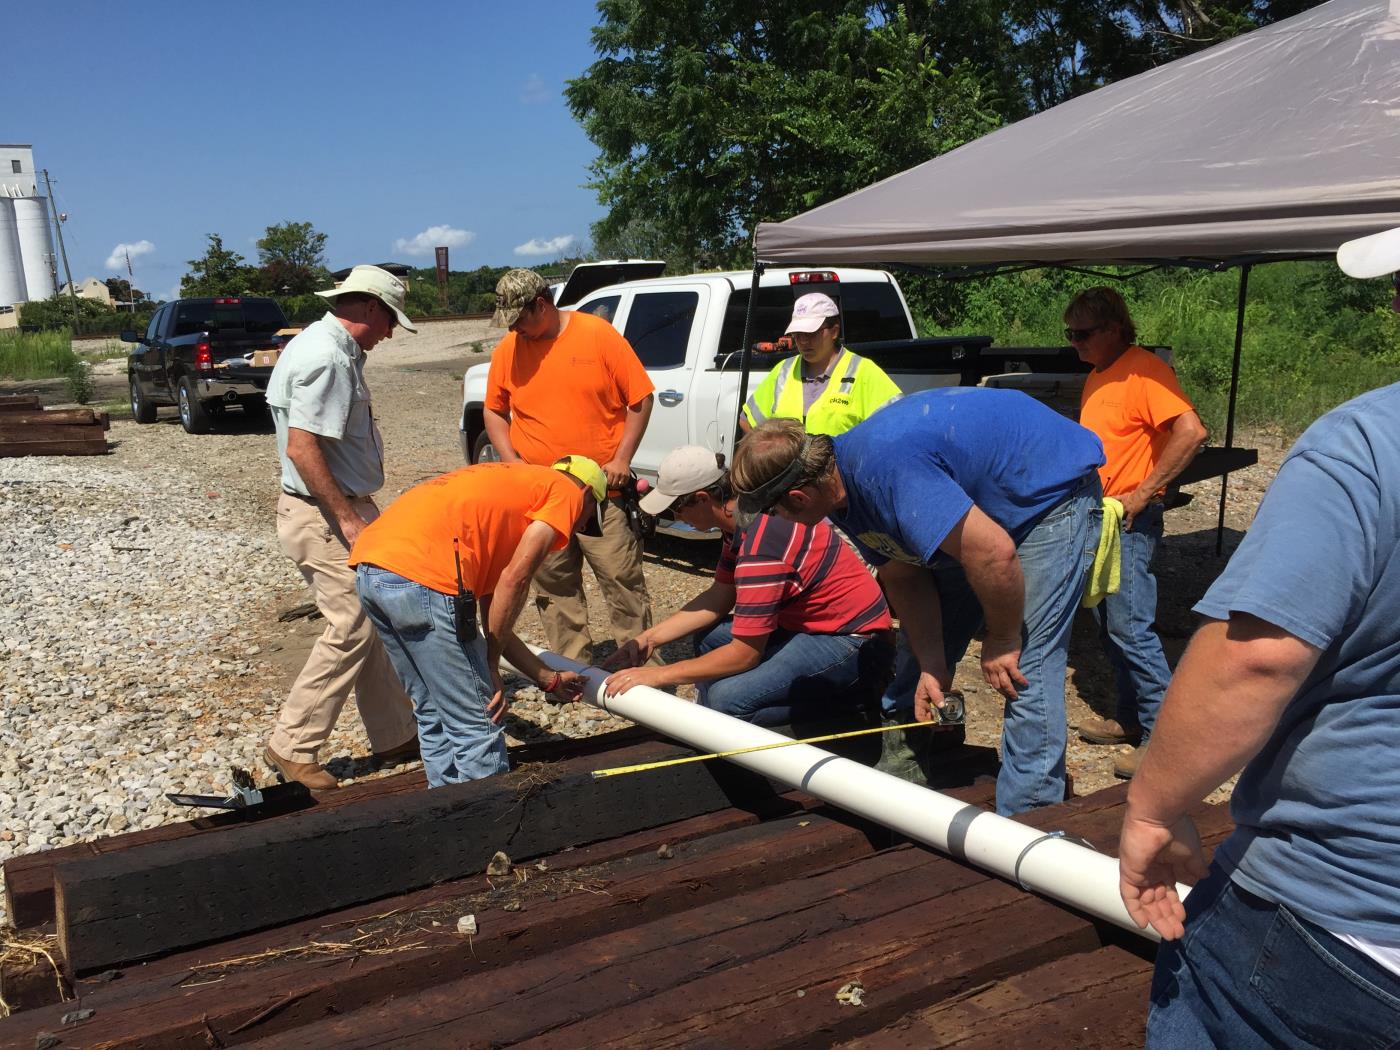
[732,389,1105,815]
[1119,382,1400,1046]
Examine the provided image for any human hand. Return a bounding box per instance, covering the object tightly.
[913,672,947,723]
[486,670,510,725]
[603,665,666,698]
[337,512,369,548]
[1120,489,1151,531]
[980,632,1028,701]
[546,670,586,702]
[599,638,650,672]
[601,458,632,489]
[1118,811,1207,940]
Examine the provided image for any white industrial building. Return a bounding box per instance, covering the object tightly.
[0,145,59,309]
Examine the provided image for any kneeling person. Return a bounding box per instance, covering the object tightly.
[601,446,894,727]
[349,458,603,787]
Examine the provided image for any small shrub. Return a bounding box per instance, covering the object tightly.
[63,359,94,405]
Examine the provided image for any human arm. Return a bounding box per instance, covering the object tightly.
[604,630,764,696]
[285,427,369,546]
[603,394,654,487]
[1121,410,1208,527]
[876,560,952,721]
[938,506,1027,700]
[485,521,584,715]
[482,406,523,464]
[600,582,737,670]
[1119,614,1320,938]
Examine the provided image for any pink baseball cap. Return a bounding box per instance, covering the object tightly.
[784,292,840,335]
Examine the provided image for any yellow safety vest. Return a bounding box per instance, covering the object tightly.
[743,348,901,437]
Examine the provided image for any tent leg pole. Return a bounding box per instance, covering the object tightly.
[732,261,765,455]
[1215,264,1250,556]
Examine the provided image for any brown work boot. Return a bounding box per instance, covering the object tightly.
[1113,744,1145,780]
[1078,714,1143,746]
[263,745,339,790]
[372,736,421,768]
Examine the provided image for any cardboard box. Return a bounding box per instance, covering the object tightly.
[252,348,282,368]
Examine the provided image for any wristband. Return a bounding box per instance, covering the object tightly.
[544,671,561,693]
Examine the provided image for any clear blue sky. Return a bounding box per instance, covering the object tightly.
[10,0,611,300]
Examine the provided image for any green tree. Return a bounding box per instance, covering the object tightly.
[566,2,1000,271]
[254,221,330,295]
[103,277,148,306]
[181,234,257,297]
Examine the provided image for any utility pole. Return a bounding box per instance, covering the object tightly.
[42,169,79,326]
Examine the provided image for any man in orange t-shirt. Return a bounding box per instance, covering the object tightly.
[483,269,657,663]
[1067,287,1208,779]
[349,458,604,787]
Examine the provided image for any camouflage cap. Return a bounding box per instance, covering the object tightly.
[492,269,551,328]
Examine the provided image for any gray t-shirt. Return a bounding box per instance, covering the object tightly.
[1200,381,1400,941]
[267,313,385,498]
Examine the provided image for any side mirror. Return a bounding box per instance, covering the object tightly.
[119,330,140,343]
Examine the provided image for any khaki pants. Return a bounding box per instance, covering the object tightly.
[269,492,417,762]
[533,498,654,663]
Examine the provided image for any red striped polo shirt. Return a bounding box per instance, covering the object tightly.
[715,515,892,638]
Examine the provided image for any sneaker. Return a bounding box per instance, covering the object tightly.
[263,745,339,790]
[372,737,421,767]
[1113,745,1145,780]
[1078,714,1143,746]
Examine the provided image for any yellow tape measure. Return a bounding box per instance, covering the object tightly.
[589,719,939,779]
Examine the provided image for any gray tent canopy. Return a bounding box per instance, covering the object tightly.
[755,0,1400,268]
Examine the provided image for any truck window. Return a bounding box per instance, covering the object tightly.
[717,282,913,356]
[172,300,288,337]
[576,295,621,328]
[622,291,697,371]
[145,305,166,342]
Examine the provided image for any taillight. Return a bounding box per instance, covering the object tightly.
[790,271,839,284]
[195,342,213,371]
[213,297,241,305]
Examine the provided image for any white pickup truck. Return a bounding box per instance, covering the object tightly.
[457,265,1072,483]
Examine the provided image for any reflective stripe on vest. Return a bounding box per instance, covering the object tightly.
[768,348,862,423]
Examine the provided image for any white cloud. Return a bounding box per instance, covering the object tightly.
[105,239,155,272]
[514,234,577,258]
[520,73,550,106]
[392,225,476,257]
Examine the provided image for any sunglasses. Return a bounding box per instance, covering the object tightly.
[673,491,704,511]
[1064,325,1103,343]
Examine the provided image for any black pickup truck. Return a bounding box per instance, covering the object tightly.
[124,297,293,433]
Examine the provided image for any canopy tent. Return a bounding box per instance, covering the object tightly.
[740,0,1400,552]
[754,0,1400,268]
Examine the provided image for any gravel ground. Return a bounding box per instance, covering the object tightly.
[0,321,1288,927]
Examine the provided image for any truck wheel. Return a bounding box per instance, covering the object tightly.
[471,431,501,464]
[129,375,157,424]
[177,378,215,434]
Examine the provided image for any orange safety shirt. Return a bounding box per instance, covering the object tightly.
[1079,345,1196,499]
[485,311,654,467]
[349,463,582,596]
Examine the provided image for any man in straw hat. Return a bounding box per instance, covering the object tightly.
[263,265,419,789]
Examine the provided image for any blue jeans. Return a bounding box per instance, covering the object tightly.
[695,620,892,728]
[1149,862,1400,1049]
[882,476,1100,815]
[1093,502,1171,739]
[354,565,509,788]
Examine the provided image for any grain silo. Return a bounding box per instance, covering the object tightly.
[13,195,56,302]
[0,196,26,307]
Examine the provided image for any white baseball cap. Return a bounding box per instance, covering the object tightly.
[784,292,840,335]
[318,265,418,333]
[1337,226,1400,279]
[639,446,726,515]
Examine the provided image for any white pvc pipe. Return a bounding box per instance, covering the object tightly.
[529,645,1173,941]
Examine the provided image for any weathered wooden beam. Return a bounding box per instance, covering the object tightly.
[837,943,1155,1049]
[0,409,109,428]
[0,395,42,411]
[3,727,658,931]
[236,800,1142,1049]
[51,740,799,974]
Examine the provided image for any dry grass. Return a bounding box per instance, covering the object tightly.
[0,928,69,1017]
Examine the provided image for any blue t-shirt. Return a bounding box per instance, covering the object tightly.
[1202,382,1400,941]
[831,388,1104,565]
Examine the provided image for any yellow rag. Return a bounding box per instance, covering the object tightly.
[1082,497,1124,609]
